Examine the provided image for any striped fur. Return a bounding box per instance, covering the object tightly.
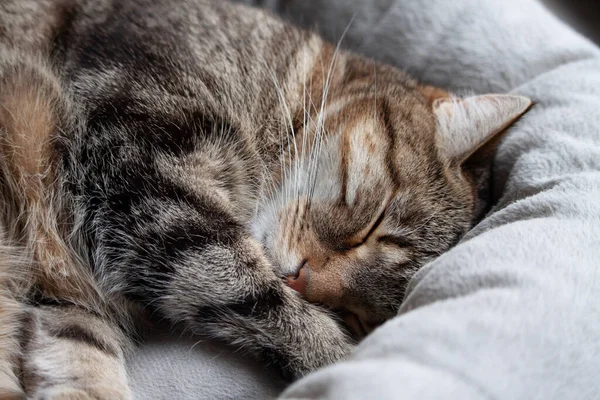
[0,0,530,398]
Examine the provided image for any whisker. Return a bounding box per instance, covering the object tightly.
[269,68,301,200]
[306,17,355,206]
[266,65,296,206]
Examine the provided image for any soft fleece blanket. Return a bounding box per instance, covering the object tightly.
[128,0,600,399]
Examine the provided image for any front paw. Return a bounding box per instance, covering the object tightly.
[35,387,93,400]
[35,386,130,400]
[0,388,25,400]
[285,305,356,379]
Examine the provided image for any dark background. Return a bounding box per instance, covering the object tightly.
[543,0,600,44]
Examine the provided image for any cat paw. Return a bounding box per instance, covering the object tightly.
[0,388,26,400]
[288,334,355,379]
[35,387,93,400]
[35,386,129,400]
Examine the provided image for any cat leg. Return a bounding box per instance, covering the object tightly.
[22,305,132,400]
[0,235,31,399]
[95,196,353,379]
[163,236,354,378]
[0,294,26,400]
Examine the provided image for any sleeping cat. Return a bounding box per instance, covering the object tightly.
[0,0,531,398]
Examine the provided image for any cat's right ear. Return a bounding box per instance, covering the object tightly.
[432,94,532,165]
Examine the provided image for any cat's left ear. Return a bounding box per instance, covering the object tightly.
[433,94,532,165]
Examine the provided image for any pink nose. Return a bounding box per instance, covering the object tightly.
[285,266,307,296]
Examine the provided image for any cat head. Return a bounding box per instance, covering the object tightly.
[253,57,531,338]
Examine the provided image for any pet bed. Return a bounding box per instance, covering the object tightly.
[129,1,600,398]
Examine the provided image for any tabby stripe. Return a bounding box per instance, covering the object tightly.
[287,200,299,251]
[18,311,35,387]
[196,284,285,320]
[379,99,400,186]
[49,324,118,358]
[338,119,350,205]
[377,234,414,249]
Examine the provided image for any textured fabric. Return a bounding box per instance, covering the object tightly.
[128,1,600,399]
[128,326,286,399]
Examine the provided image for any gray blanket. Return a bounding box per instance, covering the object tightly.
[128,1,600,399]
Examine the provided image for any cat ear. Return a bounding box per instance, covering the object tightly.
[433,94,532,164]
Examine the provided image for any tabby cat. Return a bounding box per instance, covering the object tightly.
[0,0,531,398]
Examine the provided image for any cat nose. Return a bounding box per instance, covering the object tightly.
[285,265,307,296]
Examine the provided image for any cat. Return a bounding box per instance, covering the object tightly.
[0,0,531,398]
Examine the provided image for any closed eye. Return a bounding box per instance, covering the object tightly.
[349,209,386,249]
[376,234,414,248]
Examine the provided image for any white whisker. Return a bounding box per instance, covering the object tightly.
[307,17,354,203]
